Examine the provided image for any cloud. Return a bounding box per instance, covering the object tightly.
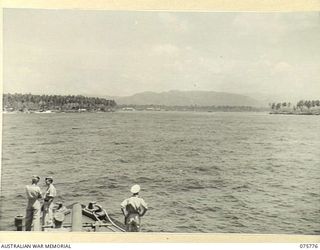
[157,12,189,32]
[151,43,180,56]
[233,13,286,34]
[4,10,320,100]
[273,61,293,74]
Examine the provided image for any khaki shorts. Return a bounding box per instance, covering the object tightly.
[125,213,141,232]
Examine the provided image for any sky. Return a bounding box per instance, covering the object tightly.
[3,9,320,101]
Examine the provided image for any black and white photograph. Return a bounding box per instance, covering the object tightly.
[1,8,320,235]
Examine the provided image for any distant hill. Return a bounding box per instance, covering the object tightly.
[111,90,263,107]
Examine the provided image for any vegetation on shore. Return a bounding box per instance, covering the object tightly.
[119,104,268,112]
[2,93,268,113]
[269,100,320,115]
[7,93,319,115]
[3,93,117,112]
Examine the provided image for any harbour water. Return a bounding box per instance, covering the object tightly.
[1,111,319,233]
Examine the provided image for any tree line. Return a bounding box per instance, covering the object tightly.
[270,100,320,111]
[3,93,117,112]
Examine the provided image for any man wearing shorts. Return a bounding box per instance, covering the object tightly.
[121,184,148,232]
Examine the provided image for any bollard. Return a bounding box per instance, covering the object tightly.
[88,201,96,210]
[14,215,25,231]
[71,204,82,232]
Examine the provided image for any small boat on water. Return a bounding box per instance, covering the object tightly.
[15,201,126,232]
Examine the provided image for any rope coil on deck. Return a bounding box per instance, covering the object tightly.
[102,209,126,232]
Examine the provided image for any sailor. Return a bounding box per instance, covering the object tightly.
[121,184,148,232]
[42,176,57,227]
[25,175,42,231]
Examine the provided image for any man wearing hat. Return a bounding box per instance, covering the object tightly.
[25,175,42,231]
[42,176,57,227]
[120,184,148,232]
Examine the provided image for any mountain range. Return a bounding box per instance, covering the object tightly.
[108,90,266,107]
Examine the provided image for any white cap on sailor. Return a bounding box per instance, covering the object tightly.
[130,184,140,194]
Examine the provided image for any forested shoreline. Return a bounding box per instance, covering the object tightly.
[270,100,320,115]
[2,93,267,113]
[3,93,117,112]
[4,93,320,115]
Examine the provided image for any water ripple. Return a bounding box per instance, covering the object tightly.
[1,112,320,234]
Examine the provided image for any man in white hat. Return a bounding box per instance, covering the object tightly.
[121,184,148,232]
[42,176,57,227]
[25,175,42,231]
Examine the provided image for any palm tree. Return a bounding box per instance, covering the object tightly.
[305,100,311,109]
[297,100,304,111]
